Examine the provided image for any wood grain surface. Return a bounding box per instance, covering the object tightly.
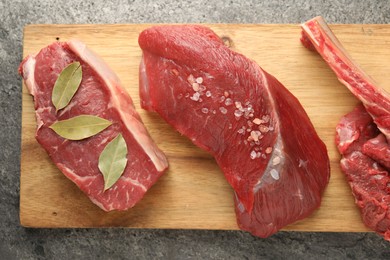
[20,24,390,231]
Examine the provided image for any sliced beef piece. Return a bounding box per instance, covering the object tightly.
[19,40,168,211]
[336,105,390,240]
[138,25,330,238]
[302,16,390,240]
[362,134,390,170]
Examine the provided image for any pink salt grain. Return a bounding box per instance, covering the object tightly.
[265,147,273,154]
[250,131,259,141]
[187,74,195,83]
[253,118,263,125]
[259,125,269,133]
[192,83,200,91]
[234,110,243,117]
[196,77,203,84]
[250,151,257,160]
[219,107,227,114]
[190,92,200,101]
[225,98,233,106]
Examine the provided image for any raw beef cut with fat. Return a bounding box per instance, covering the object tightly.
[139,25,330,237]
[302,16,390,240]
[19,40,168,211]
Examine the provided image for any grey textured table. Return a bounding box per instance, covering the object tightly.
[1,0,390,259]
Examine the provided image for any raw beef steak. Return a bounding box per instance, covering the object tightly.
[19,40,168,211]
[139,25,330,237]
[302,16,390,240]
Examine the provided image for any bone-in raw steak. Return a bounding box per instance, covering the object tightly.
[138,25,330,237]
[19,40,168,211]
[302,16,390,240]
[302,17,390,141]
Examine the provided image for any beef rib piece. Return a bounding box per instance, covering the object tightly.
[138,25,330,237]
[301,17,390,141]
[302,16,390,240]
[19,40,168,211]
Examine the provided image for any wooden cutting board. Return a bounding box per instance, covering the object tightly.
[20,24,390,231]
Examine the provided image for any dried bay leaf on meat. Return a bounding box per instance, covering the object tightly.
[98,134,128,191]
[52,61,82,111]
[50,115,112,140]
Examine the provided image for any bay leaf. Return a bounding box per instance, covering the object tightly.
[52,61,82,111]
[50,115,112,140]
[98,134,128,191]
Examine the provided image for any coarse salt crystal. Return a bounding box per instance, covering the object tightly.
[192,83,200,91]
[225,98,233,106]
[235,101,242,109]
[220,96,226,103]
[187,74,195,83]
[259,125,269,133]
[190,92,200,101]
[206,91,212,97]
[224,91,230,97]
[252,118,262,125]
[219,107,227,114]
[250,131,259,141]
[201,108,209,114]
[265,147,273,154]
[234,110,243,117]
[237,129,245,134]
[196,77,203,84]
[250,150,257,160]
